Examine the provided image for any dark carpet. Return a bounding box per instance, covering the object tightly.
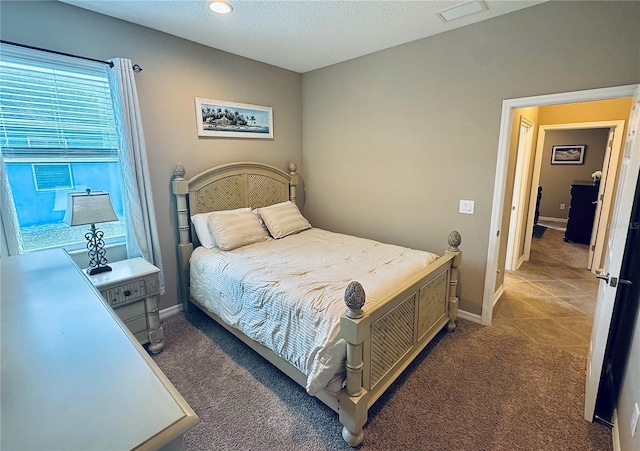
[533,224,548,239]
[152,308,612,450]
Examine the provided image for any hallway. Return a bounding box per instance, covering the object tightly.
[493,225,599,357]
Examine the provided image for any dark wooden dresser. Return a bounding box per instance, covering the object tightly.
[564,180,599,245]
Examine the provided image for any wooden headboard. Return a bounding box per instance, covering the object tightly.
[172,161,299,306]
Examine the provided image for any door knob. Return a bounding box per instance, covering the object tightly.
[595,270,619,287]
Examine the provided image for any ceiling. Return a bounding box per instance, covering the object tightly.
[59,0,548,73]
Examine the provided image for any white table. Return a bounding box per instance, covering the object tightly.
[1,249,198,450]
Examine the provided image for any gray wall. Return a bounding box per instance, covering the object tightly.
[301,3,639,447]
[301,0,640,316]
[538,129,609,219]
[0,0,303,310]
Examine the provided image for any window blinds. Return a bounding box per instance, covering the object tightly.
[0,43,119,160]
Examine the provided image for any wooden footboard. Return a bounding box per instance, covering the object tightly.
[339,231,461,446]
[172,162,461,447]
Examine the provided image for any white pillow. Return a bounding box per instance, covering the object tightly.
[191,207,250,248]
[256,201,311,239]
[207,210,268,251]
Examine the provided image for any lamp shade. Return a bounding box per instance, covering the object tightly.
[63,190,118,226]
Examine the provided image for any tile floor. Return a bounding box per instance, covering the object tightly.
[493,224,599,358]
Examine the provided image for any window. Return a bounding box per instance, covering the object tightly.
[33,163,73,191]
[0,43,125,252]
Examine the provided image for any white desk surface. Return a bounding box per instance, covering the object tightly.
[1,249,198,450]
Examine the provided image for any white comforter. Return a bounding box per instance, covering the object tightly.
[189,228,438,395]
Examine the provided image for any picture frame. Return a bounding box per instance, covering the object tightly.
[550,145,586,165]
[195,98,273,139]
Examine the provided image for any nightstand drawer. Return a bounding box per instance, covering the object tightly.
[101,280,146,306]
[115,300,145,322]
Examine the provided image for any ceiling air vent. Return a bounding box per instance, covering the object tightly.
[437,0,488,22]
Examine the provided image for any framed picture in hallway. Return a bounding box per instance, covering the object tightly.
[195,98,273,139]
[550,145,586,165]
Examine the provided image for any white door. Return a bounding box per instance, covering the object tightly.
[588,129,614,269]
[506,117,534,270]
[588,127,623,272]
[585,86,640,421]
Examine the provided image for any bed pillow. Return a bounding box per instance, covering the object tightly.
[207,210,268,251]
[191,207,250,248]
[256,201,311,239]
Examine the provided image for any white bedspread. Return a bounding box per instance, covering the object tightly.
[189,228,438,395]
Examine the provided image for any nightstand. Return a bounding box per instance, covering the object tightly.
[87,258,165,353]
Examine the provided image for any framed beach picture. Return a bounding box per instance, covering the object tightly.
[195,98,273,139]
[550,145,586,165]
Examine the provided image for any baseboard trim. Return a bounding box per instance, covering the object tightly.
[538,216,568,224]
[458,309,483,324]
[612,409,621,451]
[160,303,183,320]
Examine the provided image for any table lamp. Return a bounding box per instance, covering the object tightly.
[64,188,118,275]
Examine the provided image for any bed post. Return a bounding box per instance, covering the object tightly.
[340,281,368,447]
[445,231,462,331]
[288,162,299,204]
[172,163,194,311]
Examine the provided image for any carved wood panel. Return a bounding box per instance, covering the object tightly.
[417,270,448,341]
[247,174,288,208]
[193,173,289,214]
[370,295,415,387]
[196,174,245,212]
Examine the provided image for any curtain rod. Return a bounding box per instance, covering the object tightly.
[0,40,114,68]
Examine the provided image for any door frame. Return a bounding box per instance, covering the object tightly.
[521,121,625,270]
[506,116,534,271]
[482,84,638,326]
[589,126,624,271]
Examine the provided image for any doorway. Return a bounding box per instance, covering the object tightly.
[497,120,627,348]
[522,122,626,273]
[482,85,637,326]
[505,116,534,271]
[497,125,618,357]
[484,84,639,441]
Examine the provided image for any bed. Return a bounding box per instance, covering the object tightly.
[172,161,461,446]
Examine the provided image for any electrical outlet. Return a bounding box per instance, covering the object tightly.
[560,203,566,210]
[631,402,640,437]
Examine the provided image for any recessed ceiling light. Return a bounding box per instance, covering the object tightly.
[437,0,487,22]
[209,1,233,14]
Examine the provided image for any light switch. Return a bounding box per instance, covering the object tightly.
[459,200,475,215]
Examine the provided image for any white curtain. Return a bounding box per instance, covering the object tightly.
[0,153,23,258]
[109,58,165,294]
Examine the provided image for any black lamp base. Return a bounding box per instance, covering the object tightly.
[85,223,113,276]
[87,265,113,275]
